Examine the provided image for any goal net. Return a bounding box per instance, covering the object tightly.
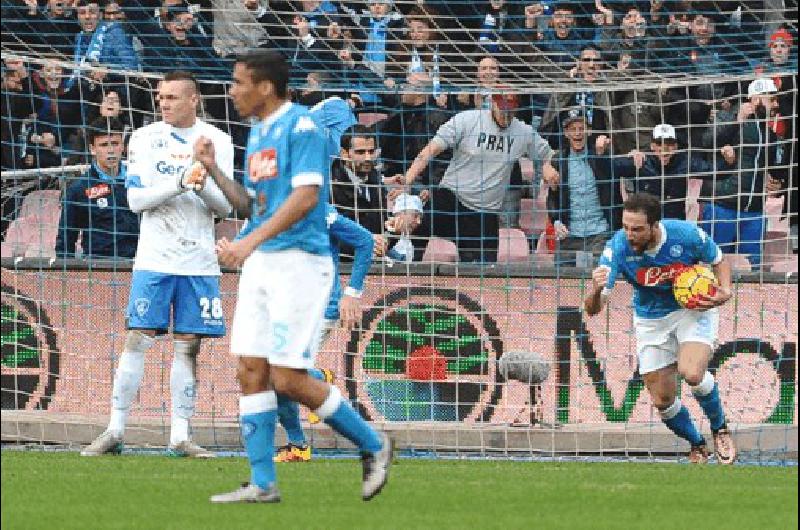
[1,0,797,463]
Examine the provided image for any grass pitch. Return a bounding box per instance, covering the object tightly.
[2,451,797,530]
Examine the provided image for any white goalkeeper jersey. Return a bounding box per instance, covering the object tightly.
[125,119,234,276]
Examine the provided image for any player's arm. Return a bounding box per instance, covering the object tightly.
[585,245,618,316]
[397,138,446,188]
[192,135,233,218]
[193,136,250,217]
[125,131,189,213]
[528,129,559,187]
[329,208,375,329]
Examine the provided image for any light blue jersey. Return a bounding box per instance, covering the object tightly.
[307,96,357,161]
[598,219,723,319]
[237,102,330,255]
[324,204,374,320]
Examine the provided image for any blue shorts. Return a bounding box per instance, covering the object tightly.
[126,270,226,337]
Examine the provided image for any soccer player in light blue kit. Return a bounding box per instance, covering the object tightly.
[274,203,376,462]
[194,50,392,503]
[584,193,737,464]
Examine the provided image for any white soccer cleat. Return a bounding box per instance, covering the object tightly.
[80,431,123,456]
[210,483,281,504]
[361,433,393,501]
[168,440,216,458]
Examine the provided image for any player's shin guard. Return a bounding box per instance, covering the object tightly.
[659,398,705,446]
[314,386,382,453]
[108,331,154,435]
[691,371,726,432]
[276,394,306,446]
[240,392,278,490]
[170,340,199,445]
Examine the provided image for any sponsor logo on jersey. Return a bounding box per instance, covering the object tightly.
[635,263,686,287]
[293,116,317,133]
[170,153,191,161]
[248,148,278,182]
[626,255,642,262]
[97,197,108,208]
[151,137,167,150]
[156,160,188,176]
[669,244,683,258]
[85,183,111,200]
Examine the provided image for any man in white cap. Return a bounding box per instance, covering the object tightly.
[384,192,425,262]
[699,78,787,267]
[594,122,737,220]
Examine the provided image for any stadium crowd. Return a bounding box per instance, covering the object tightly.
[1,0,797,267]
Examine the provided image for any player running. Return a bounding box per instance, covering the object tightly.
[199,50,392,503]
[584,193,737,464]
[81,70,234,458]
[274,203,376,462]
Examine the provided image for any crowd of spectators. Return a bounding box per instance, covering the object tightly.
[0,0,797,268]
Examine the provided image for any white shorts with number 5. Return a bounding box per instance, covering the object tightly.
[634,308,719,374]
[230,249,334,369]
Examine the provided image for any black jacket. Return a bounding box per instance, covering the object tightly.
[56,164,139,259]
[329,158,386,235]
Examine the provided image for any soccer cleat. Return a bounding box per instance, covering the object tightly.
[80,431,123,456]
[308,369,336,424]
[167,440,216,458]
[361,432,393,501]
[273,443,311,463]
[209,483,281,504]
[688,444,709,464]
[712,428,737,465]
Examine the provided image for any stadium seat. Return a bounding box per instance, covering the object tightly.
[763,231,792,264]
[765,196,789,234]
[23,220,58,259]
[421,238,458,263]
[519,188,549,237]
[769,255,798,275]
[18,190,61,220]
[497,228,530,263]
[215,218,245,241]
[2,217,34,258]
[358,113,388,127]
[686,179,703,222]
[726,254,753,272]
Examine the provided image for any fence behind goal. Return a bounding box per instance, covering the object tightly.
[1,0,798,462]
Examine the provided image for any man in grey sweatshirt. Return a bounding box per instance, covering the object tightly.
[386,91,559,262]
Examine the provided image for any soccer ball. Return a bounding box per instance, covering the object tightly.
[673,265,718,309]
[497,351,550,384]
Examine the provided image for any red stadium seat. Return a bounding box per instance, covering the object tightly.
[497,228,530,263]
[686,179,703,222]
[769,255,798,275]
[19,190,61,220]
[726,254,752,272]
[421,238,457,263]
[358,113,388,127]
[23,219,58,259]
[215,218,245,241]
[2,217,35,258]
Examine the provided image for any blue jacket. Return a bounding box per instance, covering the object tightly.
[56,163,139,259]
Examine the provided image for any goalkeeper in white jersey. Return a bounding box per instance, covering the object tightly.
[81,71,234,458]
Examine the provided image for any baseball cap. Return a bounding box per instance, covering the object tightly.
[392,193,424,215]
[748,78,778,97]
[769,28,793,47]
[652,123,677,142]
[562,106,586,126]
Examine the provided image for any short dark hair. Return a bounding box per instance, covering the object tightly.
[235,49,289,99]
[76,0,99,8]
[87,116,125,145]
[162,70,199,93]
[623,193,661,225]
[341,124,373,151]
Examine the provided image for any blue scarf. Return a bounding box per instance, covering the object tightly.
[364,17,390,75]
[69,22,115,89]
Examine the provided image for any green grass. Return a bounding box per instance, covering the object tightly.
[2,451,797,530]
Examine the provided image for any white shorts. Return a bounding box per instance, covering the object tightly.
[230,249,334,369]
[634,308,719,375]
